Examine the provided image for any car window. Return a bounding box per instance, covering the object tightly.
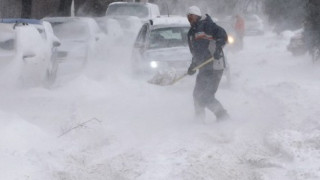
[149,27,189,49]
[50,21,90,41]
[106,4,149,18]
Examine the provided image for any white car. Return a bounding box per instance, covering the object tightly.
[106,2,160,22]
[244,14,264,36]
[43,17,104,67]
[103,2,160,42]
[0,18,61,86]
[131,16,191,74]
[94,17,125,40]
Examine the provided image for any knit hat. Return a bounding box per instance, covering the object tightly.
[187,6,201,16]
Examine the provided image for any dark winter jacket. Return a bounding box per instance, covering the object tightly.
[188,14,228,71]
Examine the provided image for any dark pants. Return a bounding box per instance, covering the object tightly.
[193,69,227,120]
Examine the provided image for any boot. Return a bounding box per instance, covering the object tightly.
[216,110,230,122]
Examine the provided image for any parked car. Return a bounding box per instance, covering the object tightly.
[287,28,307,56]
[43,17,104,67]
[131,16,191,74]
[244,14,264,36]
[106,2,160,22]
[95,15,139,43]
[0,18,61,86]
[103,2,160,42]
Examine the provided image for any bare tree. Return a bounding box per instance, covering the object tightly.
[75,0,107,17]
[58,0,73,16]
[304,0,320,51]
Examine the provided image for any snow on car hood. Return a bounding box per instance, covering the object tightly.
[144,46,191,62]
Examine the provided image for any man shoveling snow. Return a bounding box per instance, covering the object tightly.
[186,6,230,121]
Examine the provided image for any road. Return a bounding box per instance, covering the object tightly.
[0,31,320,180]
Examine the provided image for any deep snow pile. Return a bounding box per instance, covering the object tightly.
[0,31,320,180]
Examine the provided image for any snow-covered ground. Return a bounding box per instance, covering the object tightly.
[0,31,320,180]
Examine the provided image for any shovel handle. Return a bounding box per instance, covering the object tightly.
[191,57,214,71]
[170,57,215,85]
[170,73,188,84]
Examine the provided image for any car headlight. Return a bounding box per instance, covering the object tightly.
[150,61,158,69]
[228,35,235,44]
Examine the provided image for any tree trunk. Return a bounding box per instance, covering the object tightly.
[305,0,320,49]
[21,0,33,18]
[75,0,107,17]
[58,0,73,16]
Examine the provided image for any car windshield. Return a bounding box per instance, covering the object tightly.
[149,27,189,49]
[50,20,89,41]
[106,4,149,18]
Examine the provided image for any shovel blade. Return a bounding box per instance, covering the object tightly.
[148,69,181,86]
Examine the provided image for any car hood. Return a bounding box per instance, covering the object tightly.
[144,46,191,62]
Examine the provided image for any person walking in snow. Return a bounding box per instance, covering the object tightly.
[234,14,245,50]
[186,6,230,121]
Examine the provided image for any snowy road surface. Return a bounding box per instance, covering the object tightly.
[1,32,320,180]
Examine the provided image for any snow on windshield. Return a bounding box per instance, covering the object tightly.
[149,27,189,49]
[106,4,149,18]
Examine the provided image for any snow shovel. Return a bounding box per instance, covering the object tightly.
[148,57,214,86]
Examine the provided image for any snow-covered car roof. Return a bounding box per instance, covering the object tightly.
[42,17,95,23]
[150,16,190,28]
[0,18,42,25]
[108,2,158,8]
[106,2,160,20]
[43,16,102,35]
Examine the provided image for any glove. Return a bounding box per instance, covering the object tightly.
[187,63,197,75]
[213,47,222,60]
